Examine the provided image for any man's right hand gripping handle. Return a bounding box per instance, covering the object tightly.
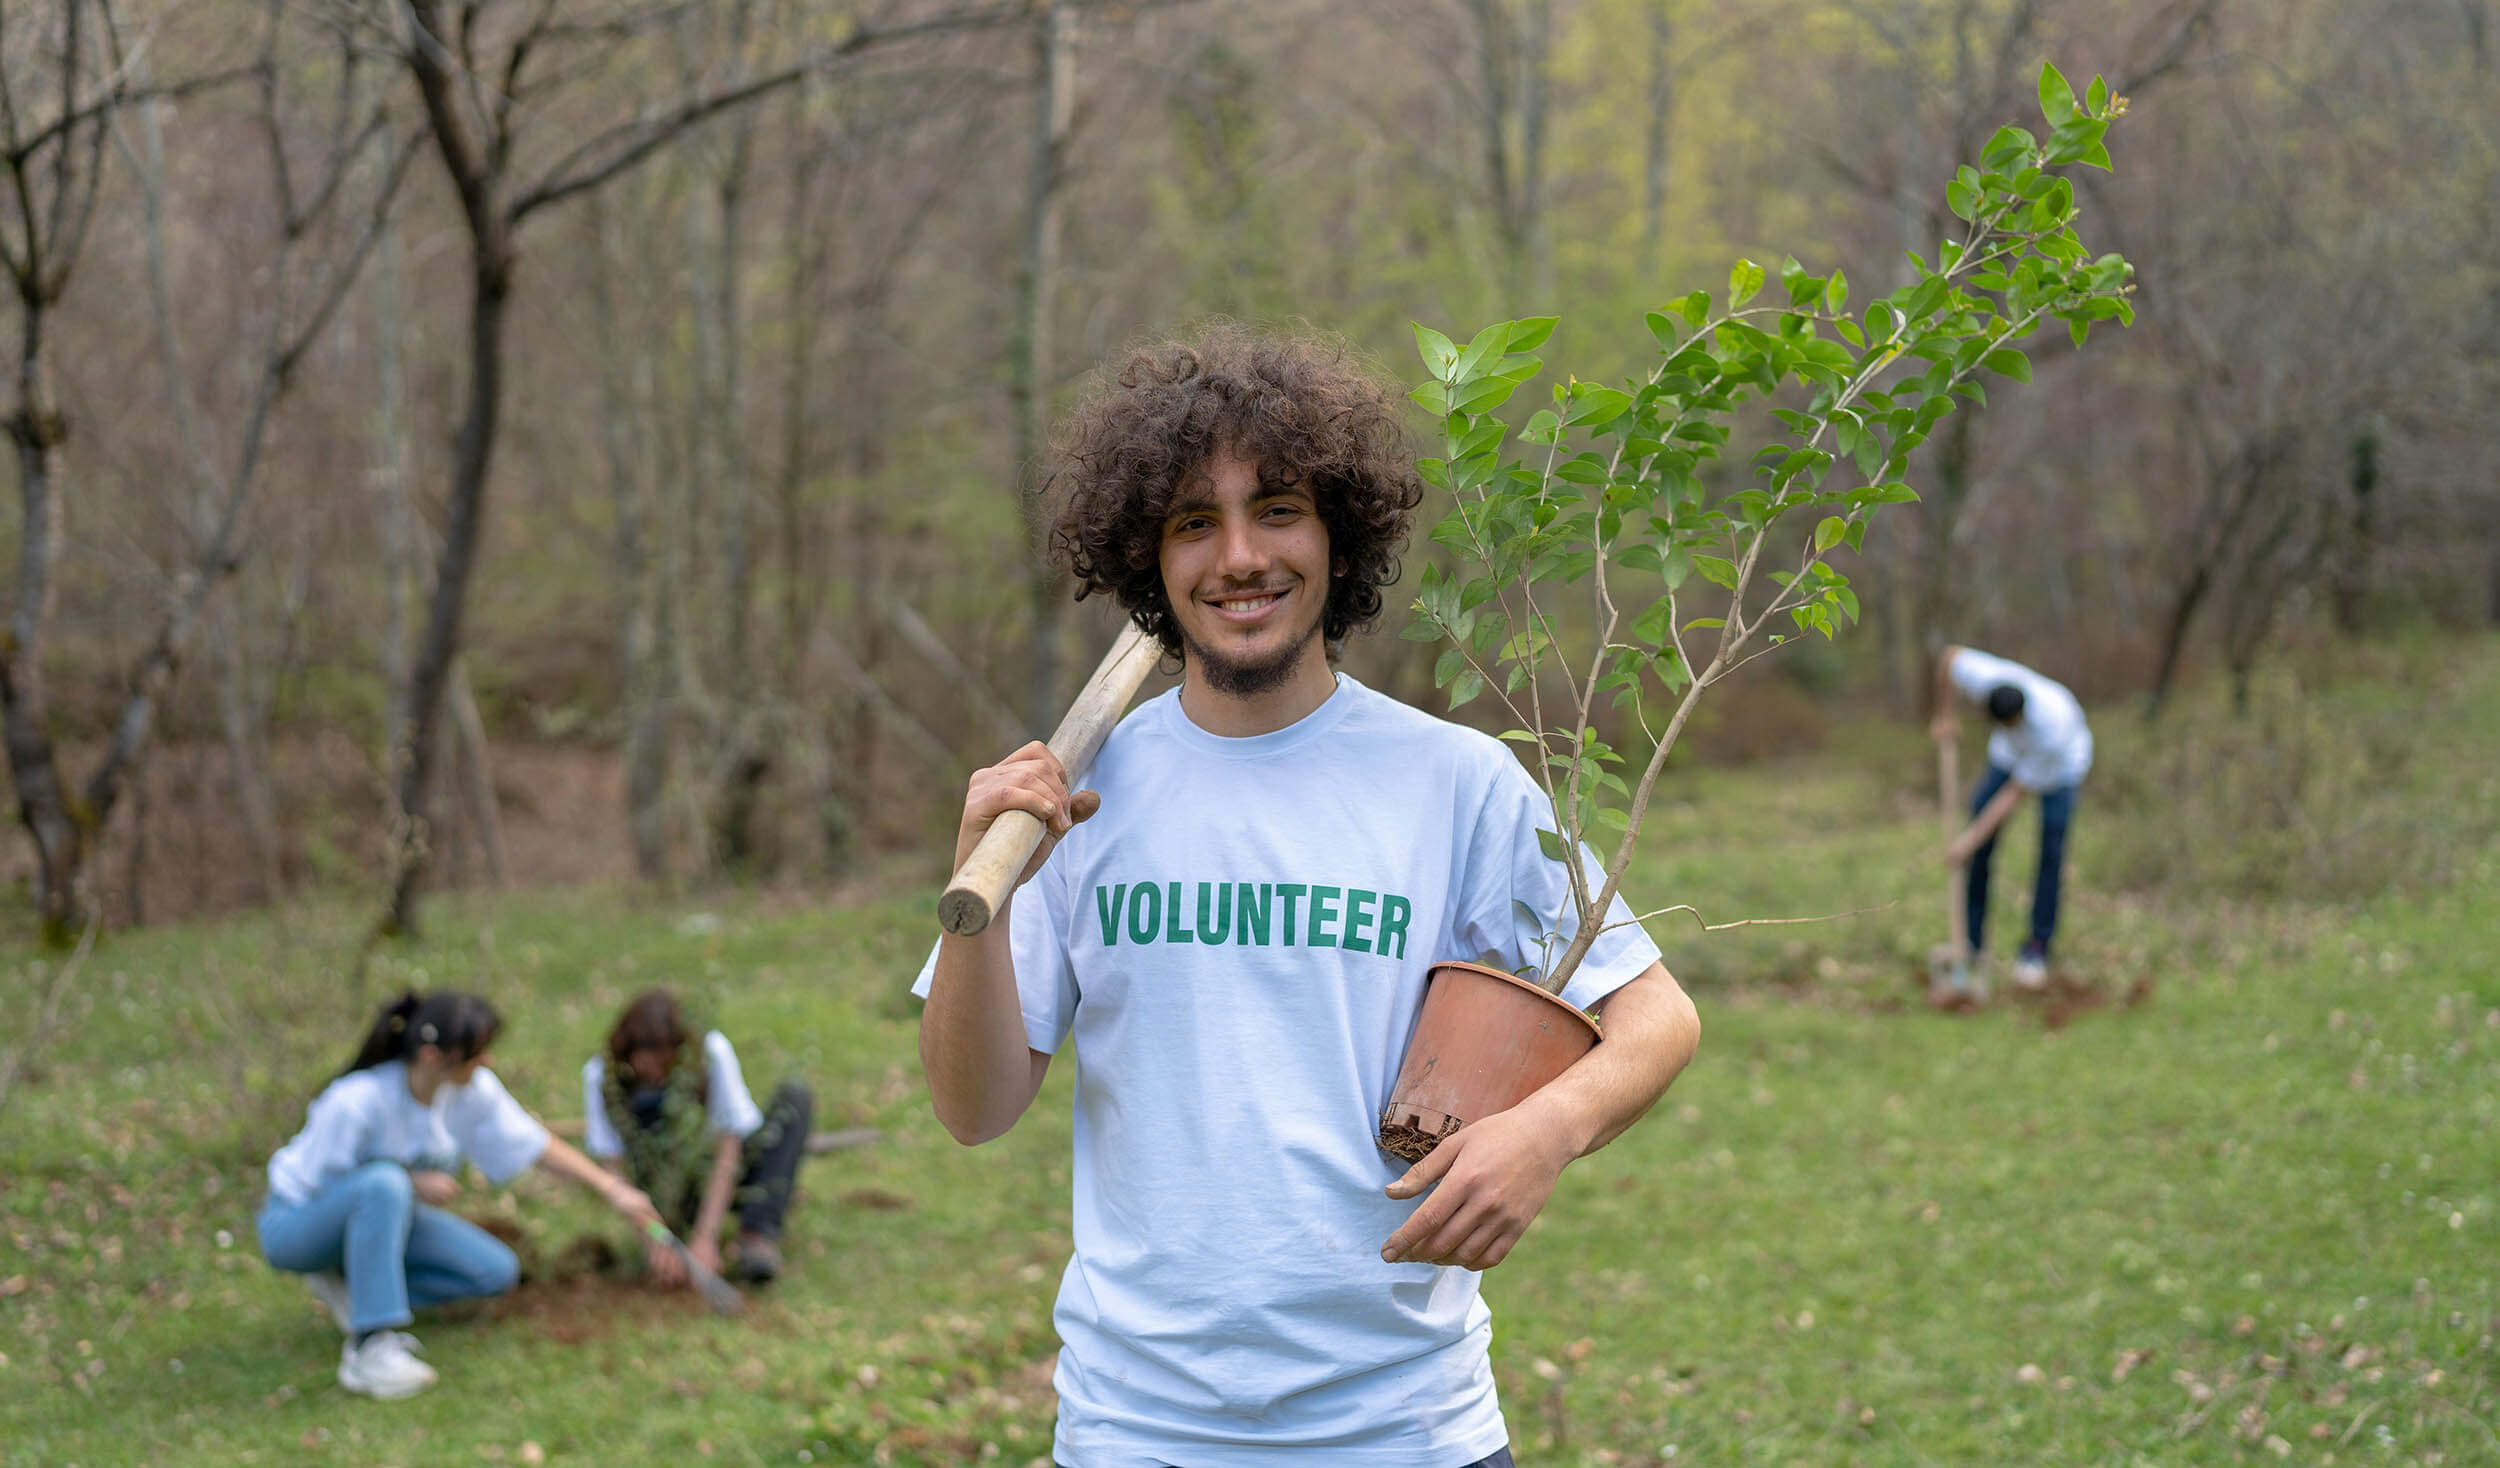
[923,743,1099,1145]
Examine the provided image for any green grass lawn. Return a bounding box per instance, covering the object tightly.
[5,639,2498,1466]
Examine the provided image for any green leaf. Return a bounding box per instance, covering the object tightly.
[1729,258,1765,308]
[1453,322,1510,384]
[1673,289,1712,327]
[2039,62,2079,128]
[1814,516,1846,552]
[1433,646,1465,688]
[1594,806,1632,832]
[1522,408,1562,444]
[1507,316,1559,352]
[1564,386,1634,426]
[1451,375,1521,414]
[1682,616,1725,630]
[1414,323,1458,380]
[1399,617,1444,642]
[1408,381,1450,415]
[1535,826,1569,864]
[2087,75,2110,115]
[1449,669,1485,710]
[1691,554,1738,589]
[1946,179,1978,221]
[1982,347,2032,383]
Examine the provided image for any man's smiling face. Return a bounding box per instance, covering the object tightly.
[1157,451,1337,700]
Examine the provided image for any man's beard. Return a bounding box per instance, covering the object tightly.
[1181,609,1325,699]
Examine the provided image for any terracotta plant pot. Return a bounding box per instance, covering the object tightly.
[1376,960,1601,1163]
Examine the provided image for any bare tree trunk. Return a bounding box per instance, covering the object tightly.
[1640,1,1676,285]
[2330,424,2379,633]
[4,301,88,945]
[375,213,416,772]
[591,194,672,882]
[385,241,512,935]
[448,657,506,887]
[1015,0,1078,732]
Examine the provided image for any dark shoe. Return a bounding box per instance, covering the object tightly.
[733,1234,782,1284]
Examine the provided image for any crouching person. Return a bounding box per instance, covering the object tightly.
[259,990,662,1398]
[583,988,812,1286]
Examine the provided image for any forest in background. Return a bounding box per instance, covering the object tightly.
[2,0,2494,935]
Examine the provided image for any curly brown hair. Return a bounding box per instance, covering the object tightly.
[1044,324,1422,659]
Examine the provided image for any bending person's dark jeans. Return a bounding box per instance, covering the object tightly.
[729,1080,813,1239]
[1965,762,2078,956]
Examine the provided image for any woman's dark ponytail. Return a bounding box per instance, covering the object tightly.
[339,990,504,1078]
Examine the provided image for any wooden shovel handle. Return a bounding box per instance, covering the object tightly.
[938,622,1161,936]
[1939,734,1967,953]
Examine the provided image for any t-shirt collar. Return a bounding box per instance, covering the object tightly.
[1159,671,1360,758]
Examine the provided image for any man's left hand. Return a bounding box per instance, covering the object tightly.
[1379,1105,1577,1272]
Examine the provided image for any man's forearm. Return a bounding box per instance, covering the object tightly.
[919,920,1050,1145]
[1518,964,1699,1158]
[1969,781,2024,842]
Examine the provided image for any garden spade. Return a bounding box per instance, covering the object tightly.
[1926,732,1977,1005]
[646,1220,745,1316]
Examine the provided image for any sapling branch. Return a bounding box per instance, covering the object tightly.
[1411,66,2132,998]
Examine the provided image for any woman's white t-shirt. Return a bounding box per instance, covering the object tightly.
[265,1060,550,1206]
[912,674,1663,1467]
[578,1030,766,1159]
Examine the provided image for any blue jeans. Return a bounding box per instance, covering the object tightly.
[1966,763,2077,957]
[257,1161,519,1334]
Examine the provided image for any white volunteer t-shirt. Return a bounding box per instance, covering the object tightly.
[265,1060,550,1207]
[912,674,1662,1467]
[579,1030,766,1159]
[1949,647,2094,791]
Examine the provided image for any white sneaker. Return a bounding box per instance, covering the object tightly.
[306,1271,352,1331]
[2012,952,2050,991]
[338,1330,437,1399]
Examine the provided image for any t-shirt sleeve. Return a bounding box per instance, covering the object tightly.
[701,1031,766,1139]
[1451,751,1664,1014]
[909,849,1082,1054]
[579,1059,623,1159]
[446,1067,551,1184]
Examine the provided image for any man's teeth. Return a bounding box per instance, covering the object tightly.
[1218,595,1276,612]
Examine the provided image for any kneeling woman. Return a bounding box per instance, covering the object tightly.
[584,989,812,1286]
[258,991,661,1399]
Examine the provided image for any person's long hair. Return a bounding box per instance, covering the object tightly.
[340,990,503,1079]
[605,988,705,1098]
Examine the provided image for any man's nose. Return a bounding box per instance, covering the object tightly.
[1215,517,1268,575]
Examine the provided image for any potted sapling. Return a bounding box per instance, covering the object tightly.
[1377,66,2137,1161]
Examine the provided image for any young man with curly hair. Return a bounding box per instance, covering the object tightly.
[914,326,1701,1467]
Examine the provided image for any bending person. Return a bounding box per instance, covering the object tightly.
[258,990,661,1399]
[583,989,813,1286]
[1931,644,2095,992]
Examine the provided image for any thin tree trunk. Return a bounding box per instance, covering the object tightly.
[386,242,512,935]
[3,295,87,945]
[1640,1,1675,285]
[447,657,506,887]
[1014,0,1077,731]
[591,195,672,881]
